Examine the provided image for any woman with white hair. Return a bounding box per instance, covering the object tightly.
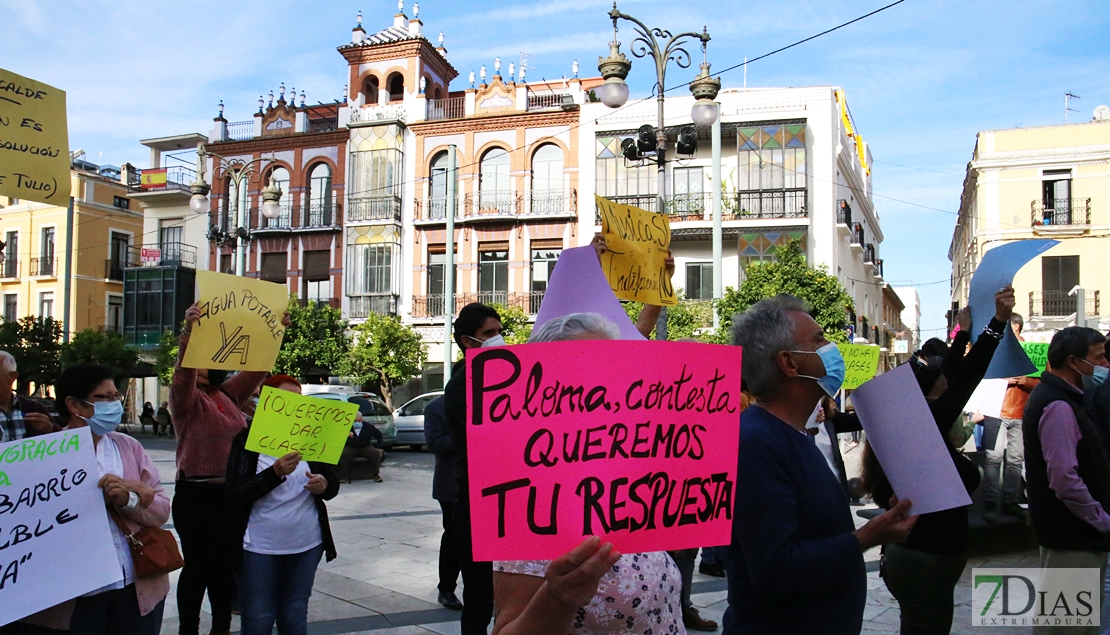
[491,312,686,635]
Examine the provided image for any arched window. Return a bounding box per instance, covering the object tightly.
[264,166,290,227]
[479,148,512,214]
[530,144,564,214]
[428,151,457,219]
[306,163,333,226]
[387,73,404,102]
[362,76,379,105]
[433,86,442,100]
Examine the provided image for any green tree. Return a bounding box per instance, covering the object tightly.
[665,294,716,342]
[0,317,64,395]
[714,239,854,343]
[274,296,350,380]
[489,303,533,344]
[154,329,178,386]
[61,328,141,382]
[338,314,428,409]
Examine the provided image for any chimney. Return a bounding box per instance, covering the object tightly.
[352,11,365,44]
[408,2,422,35]
[394,0,407,28]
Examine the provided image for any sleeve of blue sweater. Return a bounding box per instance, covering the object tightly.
[733,420,864,596]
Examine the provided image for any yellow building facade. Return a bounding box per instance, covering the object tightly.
[0,163,145,337]
[950,115,1110,337]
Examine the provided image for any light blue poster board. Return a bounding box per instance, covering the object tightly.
[968,240,1059,379]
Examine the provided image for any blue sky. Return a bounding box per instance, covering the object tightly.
[3,0,1108,335]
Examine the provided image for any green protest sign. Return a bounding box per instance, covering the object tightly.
[838,343,881,390]
[1021,342,1048,378]
[245,386,357,464]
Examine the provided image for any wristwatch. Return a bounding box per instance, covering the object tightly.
[118,491,140,512]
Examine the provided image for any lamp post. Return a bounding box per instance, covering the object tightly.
[597,3,720,337]
[189,144,283,276]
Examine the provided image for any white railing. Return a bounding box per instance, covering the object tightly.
[349,105,406,125]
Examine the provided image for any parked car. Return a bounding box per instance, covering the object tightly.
[307,392,396,449]
[392,391,443,450]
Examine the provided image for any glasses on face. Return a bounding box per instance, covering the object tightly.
[83,393,126,405]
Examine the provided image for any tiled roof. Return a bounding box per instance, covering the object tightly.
[339,25,425,49]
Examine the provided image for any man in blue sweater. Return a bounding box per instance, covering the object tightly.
[724,295,918,635]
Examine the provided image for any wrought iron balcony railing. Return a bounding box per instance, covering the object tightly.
[1029,290,1100,317]
[1,259,18,279]
[348,196,402,222]
[1031,198,1091,227]
[303,203,335,227]
[837,199,853,225]
[30,257,56,277]
[527,92,571,111]
[426,96,465,121]
[226,120,254,141]
[348,294,398,318]
[412,291,546,318]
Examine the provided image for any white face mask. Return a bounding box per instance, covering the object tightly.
[480,334,507,348]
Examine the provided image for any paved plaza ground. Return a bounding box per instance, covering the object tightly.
[139,436,1035,635]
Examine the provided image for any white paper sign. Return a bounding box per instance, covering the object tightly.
[851,364,973,516]
[963,378,1008,419]
[0,428,124,625]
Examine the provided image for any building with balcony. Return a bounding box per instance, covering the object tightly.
[0,161,144,337]
[949,111,1110,336]
[579,86,887,335]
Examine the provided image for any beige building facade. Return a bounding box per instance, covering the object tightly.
[0,163,144,337]
[950,112,1110,337]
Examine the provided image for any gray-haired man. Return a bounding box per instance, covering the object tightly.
[723,295,917,635]
[0,350,58,442]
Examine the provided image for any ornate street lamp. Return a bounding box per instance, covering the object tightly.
[188,145,283,276]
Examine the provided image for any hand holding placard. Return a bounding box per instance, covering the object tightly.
[595,195,677,306]
[245,387,358,464]
[466,340,741,560]
[180,271,290,372]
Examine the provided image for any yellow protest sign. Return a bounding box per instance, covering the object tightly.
[181,271,289,371]
[245,387,357,463]
[596,195,677,306]
[0,68,71,205]
[838,343,881,390]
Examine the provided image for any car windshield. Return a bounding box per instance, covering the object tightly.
[350,397,390,416]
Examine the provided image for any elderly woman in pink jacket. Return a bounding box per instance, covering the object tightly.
[24,363,171,634]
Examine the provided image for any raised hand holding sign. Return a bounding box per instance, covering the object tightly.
[180,271,290,372]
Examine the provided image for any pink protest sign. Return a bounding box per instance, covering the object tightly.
[466,340,742,561]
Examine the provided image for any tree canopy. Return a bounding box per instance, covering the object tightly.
[0,316,64,395]
[714,239,854,343]
[61,328,140,384]
[274,297,350,380]
[338,314,428,409]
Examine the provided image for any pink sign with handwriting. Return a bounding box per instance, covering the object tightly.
[466,340,742,560]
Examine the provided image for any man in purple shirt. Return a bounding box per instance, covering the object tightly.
[1024,326,1110,635]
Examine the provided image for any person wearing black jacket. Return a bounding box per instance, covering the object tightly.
[424,395,463,610]
[861,287,1014,635]
[226,375,340,635]
[339,411,384,483]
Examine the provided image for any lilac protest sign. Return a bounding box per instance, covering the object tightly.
[535,246,645,341]
[850,364,972,516]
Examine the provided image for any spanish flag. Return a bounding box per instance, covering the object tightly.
[140,168,167,189]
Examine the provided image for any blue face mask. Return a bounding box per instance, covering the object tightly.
[1080,360,1109,390]
[794,342,847,399]
[83,399,124,436]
